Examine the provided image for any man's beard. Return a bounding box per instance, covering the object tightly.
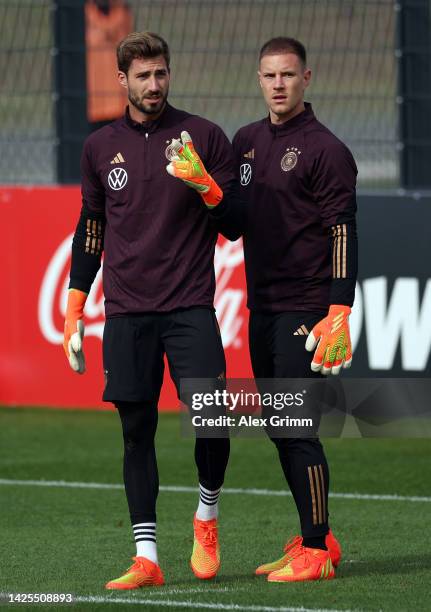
[129,90,168,116]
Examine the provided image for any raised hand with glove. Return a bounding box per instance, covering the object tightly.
[305,304,352,375]
[63,288,87,374]
[166,131,223,207]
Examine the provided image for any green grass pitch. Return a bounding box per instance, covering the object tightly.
[0,406,430,611]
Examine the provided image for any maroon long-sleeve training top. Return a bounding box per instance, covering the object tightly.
[80,104,234,316]
[232,103,357,313]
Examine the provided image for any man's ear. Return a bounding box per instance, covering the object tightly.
[118,71,128,90]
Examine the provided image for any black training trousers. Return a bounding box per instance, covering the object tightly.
[249,310,330,539]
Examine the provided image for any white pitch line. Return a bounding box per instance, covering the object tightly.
[0,478,429,503]
[150,586,243,596]
[0,591,352,612]
[72,595,358,612]
[0,593,357,611]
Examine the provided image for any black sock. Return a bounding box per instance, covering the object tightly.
[302,535,327,550]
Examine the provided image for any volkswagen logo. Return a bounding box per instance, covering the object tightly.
[108,167,128,191]
[240,163,252,186]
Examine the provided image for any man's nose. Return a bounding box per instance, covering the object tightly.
[148,76,160,91]
[273,75,284,89]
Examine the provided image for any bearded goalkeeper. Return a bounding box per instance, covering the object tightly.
[63,31,239,589]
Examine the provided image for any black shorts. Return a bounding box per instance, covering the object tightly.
[249,311,325,379]
[102,307,226,403]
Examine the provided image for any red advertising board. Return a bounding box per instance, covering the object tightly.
[1,187,252,410]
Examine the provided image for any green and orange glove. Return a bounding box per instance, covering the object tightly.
[63,288,87,374]
[305,305,352,375]
[166,131,223,207]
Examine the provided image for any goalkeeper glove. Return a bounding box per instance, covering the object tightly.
[166,131,223,207]
[63,288,87,374]
[305,305,352,375]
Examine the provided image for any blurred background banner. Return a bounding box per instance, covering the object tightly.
[1,0,430,408]
[1,187,429,409]
[1,186,249,409]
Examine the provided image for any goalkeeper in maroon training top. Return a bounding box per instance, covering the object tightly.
[231,37,357,582]
[62,31,239,589]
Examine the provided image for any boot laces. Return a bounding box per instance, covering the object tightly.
[283,535,302,555]
[287,544,310,565]
[201,524,217,545]
[130,556,147,572]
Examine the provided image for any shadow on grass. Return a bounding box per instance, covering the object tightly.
[165,573,252,587]
[339,552,431,578]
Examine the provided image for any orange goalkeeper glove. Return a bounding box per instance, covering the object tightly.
[305,305,352,375]
[63,288,87,374]
[166,131,223,207]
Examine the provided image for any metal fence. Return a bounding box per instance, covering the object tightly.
[1,0,398,187]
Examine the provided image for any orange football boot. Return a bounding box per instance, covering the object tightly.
[105,557,164,590]
[267,545,334,582]
[255,530,341,575]
[190,514,220,579]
